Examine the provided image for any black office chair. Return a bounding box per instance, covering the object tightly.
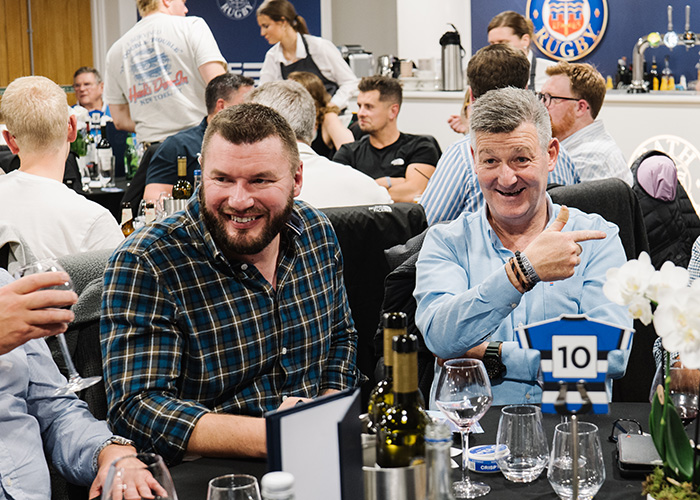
[319,203,428,403]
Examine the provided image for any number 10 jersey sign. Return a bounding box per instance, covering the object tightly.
[516,314,634,414]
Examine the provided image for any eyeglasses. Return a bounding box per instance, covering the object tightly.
[608,418,643,443]
[536,92,582,108]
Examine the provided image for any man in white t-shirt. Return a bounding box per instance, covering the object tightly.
[0,76,124,260]
[248,80,392,208]
[104,0,227,145]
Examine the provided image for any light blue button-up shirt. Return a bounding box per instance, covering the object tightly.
[0,269,113,500]
[414,197,632,406]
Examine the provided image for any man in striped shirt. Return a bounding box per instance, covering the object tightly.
[540,62,633,186]
[420,44,579,226]
[101,103,361,465]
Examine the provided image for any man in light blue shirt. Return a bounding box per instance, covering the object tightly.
[414,87,631,406]
[420,44,580,226]
[0,269,137,499]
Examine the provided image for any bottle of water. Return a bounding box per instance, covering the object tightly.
[261,471,295,500]
[425,419,455,500]
[193,169,202,192]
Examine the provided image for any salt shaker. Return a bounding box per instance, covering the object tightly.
[425,419,455,500]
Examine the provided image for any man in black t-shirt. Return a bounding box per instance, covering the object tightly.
[333,76,440,202]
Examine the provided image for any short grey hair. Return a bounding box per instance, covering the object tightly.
[247,80,315,144]
[470,87,552,153]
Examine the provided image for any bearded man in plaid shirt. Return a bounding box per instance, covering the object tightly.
[101,103,361,465]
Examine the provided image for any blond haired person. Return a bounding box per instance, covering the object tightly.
[0,76,123,260]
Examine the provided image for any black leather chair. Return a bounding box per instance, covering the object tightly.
[319,203,428,399]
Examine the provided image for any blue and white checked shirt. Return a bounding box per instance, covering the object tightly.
[420,134,580,225]
[560,120,633,186]
[101,198,361,464]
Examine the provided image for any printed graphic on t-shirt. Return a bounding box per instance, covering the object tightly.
[127,47,190,106]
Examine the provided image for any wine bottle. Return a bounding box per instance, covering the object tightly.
[172,155,193,199]
[376,333,430,468]
[120,202,135,237]
[650,56,659,91]
[367,312,407,433]
[124,134,139,181]
[96,124,113,187]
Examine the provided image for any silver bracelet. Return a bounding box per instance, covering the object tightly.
[518,252,541,285]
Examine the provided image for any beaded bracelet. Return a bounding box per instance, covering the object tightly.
[516,251,541,286]
[509,257,532,292]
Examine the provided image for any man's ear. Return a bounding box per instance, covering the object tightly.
[67,114,78,143]
[2,130,19,154]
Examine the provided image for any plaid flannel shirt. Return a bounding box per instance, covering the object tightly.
[101,197,360,464]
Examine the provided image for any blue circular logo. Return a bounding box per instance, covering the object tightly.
[527,0,608,61]
[217,0,259,20]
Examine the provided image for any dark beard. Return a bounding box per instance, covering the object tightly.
[200,186,294,260]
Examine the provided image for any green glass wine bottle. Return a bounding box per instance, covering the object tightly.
[367,312,407,433]
[172,155,193,199]
[376,333,430,468]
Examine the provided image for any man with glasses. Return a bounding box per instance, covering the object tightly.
[539,62,633,186]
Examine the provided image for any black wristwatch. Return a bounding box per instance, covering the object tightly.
[482,341,507,380]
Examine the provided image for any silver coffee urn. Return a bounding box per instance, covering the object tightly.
[439,24,464,91]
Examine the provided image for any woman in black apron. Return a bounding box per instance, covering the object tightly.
[256,0,359,111]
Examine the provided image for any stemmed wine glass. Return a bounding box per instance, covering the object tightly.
[14,258,101,395]
[435,358,494,499]
[101,453,177,500]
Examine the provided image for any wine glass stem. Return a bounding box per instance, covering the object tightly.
[56,333,80,379]
[461,427,471,485]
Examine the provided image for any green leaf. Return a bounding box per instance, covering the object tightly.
[664,403,695,482]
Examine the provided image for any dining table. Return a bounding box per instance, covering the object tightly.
[169,402,662,499]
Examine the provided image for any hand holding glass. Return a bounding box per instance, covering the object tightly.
[14,258,101,394]
[435,358,493,499]
[101,453,176,500]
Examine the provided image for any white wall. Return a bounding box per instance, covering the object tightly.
[396,0,471,61]
[91,0,137,73]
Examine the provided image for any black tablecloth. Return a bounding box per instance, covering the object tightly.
[169,403,657,499]
[83,178,128,222]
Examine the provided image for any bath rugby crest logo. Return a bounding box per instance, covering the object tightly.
[217,0,258,20]
[527,0,608,61]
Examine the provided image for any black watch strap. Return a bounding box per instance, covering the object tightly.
[483,341,507,380]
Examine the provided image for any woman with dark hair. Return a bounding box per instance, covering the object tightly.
[287,71,353,159]
[257,0,358,110]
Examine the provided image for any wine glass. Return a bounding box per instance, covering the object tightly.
[207,474,261,500]
[14,258,101,395]
[669,365,700,426]
[435,358,493,498]
[101,453,177,500]
[547,421,605,500]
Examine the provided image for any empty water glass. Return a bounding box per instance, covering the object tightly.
[207,474,261,500]
[548,421,605,500]
[496,405,549,482]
